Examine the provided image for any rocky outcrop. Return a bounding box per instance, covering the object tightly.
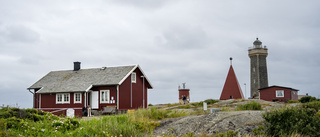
[153,111,264,136]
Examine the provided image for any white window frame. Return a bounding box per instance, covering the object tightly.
[276,90,284,97]
[131,72,136,83]
[74,93,82,104]
[57,94,62,103]
[56,93,70,104]
[100,90,110,103]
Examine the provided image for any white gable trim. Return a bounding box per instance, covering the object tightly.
[118,65,153,88]
[137,65,153,89]
[86,85,93,92]
[118,65,138,85]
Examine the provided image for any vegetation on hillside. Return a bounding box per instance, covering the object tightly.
[263,101,320,136]
[0,106,189,136]
[299,96,317,103]
[1,100,320,136]
[236,101,263,111]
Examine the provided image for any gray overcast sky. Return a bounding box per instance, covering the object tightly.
[1,0,320,108]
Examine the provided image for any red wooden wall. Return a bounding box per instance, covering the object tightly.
[119,68,148,110]
[34,92,85,117]
[91,86,117,110]
[179,89,190,99]
[259,87,298,102]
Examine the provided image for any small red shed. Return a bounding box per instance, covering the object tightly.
[28,62,153,117]
[259,85,299,102]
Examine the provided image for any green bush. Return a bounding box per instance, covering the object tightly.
[299,96,317,103]
[263,107,320,136]
[236,101,262,110]
[4,117,24,129]
[0,111,11,118]
[302,101,320,111]
[52,118,80,131]
[287,100,300,103]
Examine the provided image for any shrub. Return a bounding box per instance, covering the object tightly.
[302,101,320,111]
[287,100,300,103]
[263,107,320,136]
[236,101,262,110]
[299,96,317,103]
[0,111,11,119]
[52,118,80,131]
[4,117,24,129]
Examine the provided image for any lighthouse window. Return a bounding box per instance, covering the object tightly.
[253,67,255,72]
[254,79,256,84]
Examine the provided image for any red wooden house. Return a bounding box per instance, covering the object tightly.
[27,62,153,117]
[259,85,298,102]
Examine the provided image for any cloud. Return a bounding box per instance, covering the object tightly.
[155,25,208,49]
[0,24,40,43]
[0,0,320,107]
[110,0,170,10]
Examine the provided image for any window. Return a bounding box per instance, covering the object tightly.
[57,94,62,102]
[100,90,110,103]
[131,72,136,83]
[56,93,70,104]
[74,93,82,104]
[276,90,284,97]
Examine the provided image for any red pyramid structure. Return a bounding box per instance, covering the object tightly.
[220,65,244,100]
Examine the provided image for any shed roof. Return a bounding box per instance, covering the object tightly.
[28,65,153,93]
[259,85,299,91]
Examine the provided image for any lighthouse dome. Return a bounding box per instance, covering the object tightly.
[253,38,262,46]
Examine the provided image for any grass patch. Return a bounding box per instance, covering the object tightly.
[167,103,180,107]
[176,105,192,109]
[221,107,232,111]
[236,101,262,110]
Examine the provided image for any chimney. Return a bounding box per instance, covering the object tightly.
[74,62,81,71]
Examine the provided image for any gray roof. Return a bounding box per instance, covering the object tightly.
[28,65,152,93]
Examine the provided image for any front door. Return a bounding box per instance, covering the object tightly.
[91,91,99,109]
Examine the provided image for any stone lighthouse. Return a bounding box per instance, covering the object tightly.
[248,38,269,98]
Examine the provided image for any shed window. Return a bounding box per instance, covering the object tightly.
[74,93,82,104]
[100,90,110,103]
[276,90,284,97]
[56,93,70,104]
[131,72,136,83]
